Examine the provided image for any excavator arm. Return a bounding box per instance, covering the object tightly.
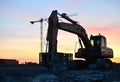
[59,22,90,51]
[46,10,92,66]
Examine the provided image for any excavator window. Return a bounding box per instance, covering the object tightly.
[101,37,106,48]
[100,37,107,53]
[90,39,100,48]
[90,35,106,49]
[91,40,94,46]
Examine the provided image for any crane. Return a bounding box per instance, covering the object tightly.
[30,18,47,53]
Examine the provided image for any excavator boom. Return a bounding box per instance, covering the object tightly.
[46,10,91,58]
[59,22,90,51]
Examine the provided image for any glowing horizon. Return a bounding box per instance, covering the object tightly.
[0,0,120,63]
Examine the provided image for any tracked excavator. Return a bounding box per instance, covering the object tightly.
[40,10,113,69]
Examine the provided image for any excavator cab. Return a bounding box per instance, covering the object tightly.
[90,34,113,58]
[75,34,108,58]
[90,34,106,54]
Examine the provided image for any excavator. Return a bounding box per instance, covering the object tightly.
[40,10,113,69]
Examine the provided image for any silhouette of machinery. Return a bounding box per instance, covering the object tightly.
[40,10,113,69]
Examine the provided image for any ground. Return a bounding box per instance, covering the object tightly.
[0,63,120,82]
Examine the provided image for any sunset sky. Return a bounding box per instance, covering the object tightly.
[0,0,120,63]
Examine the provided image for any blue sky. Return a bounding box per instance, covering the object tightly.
[1,0,120,39]
[0,0,120,63]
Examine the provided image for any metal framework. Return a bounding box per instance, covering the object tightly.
[30,18,46,53]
